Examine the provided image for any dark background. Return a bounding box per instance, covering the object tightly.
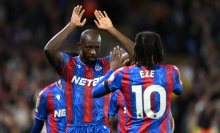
[0,0,220,132]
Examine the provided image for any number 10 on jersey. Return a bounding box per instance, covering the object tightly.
[132,85,166,119]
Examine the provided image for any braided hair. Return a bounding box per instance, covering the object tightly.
[133,31,164,69]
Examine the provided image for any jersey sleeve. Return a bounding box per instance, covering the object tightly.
[108,90,119,117]
[108,68,123,92]
[34,90,48,120]
[172,66,183,95]
[54,52,71,78]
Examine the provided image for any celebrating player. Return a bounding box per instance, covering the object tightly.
[44,5,134,133]
[93,31,183,132]
[31,80,66,133]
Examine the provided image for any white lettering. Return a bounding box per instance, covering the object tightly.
[71,76,80,84]
[79,78,86,86]
[140,71,144,78]
[93,78,99,86]
[71,76,104,86]
[150,70,155,77]
[54,109,66,117]
[61,109,66,116]
[139,70,155,78]
[87,79,93,86]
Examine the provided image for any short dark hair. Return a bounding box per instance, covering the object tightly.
[133,31,164,68]
[80,29,101,45]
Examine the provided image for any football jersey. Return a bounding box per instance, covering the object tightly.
[56,53,111,124]
[107,64,183,133]
[109,90,128,133]
[34,81,67,133]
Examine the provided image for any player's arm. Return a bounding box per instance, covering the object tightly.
[92,46,125,98]
[108,91,119,126]
[31,118,44,133]
[44,5,86,68]
[170,111,175,132]
[172,66,184,95]
[108,117,115,126]
[94,10,134,60]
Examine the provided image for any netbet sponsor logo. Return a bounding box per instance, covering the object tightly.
[54,109,66,117]
[71,75,104,86]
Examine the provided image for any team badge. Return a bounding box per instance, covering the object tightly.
[95,64,102,71]
[36,97,40,108]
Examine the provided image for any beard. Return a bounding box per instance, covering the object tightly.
[82,52,97,65]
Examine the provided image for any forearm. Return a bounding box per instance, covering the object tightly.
[92,70,114,98]
[31,118,44,133]
[107,27,134,57]
[44,22,76,67]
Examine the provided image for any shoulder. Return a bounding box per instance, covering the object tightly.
[98,56,110,64]
[38,83,56,98]
[61,52,77,63]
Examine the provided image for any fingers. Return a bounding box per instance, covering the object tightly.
[75,5,82,15]
[110,52,113,61]
[103,11,109,18]
[81,18,87,26]
[94,10,105,20]
[79,9,85,19]
[98,11,105,18]
[94,20,100,27]
[122,59,130,66]
[94,10,101,20]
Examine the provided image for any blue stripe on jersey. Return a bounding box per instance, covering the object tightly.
[59,53,111,124]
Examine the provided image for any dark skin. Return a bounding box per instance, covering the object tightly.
[44,5,134,67]
[78,30,101,65]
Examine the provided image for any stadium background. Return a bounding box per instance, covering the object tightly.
[0,0,220,132]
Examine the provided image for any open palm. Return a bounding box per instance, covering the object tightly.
[94,10,113,30]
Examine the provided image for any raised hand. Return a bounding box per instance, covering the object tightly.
[110,46,129,71]
[94,10,113,30]
[70,5,86,27]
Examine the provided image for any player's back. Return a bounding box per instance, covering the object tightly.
[117,64,183,133]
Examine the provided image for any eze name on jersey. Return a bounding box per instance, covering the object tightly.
[140,70,155,78]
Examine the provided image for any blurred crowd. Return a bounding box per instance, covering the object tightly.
[0,0,220,133]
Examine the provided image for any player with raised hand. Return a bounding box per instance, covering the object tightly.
[93,31,183,133]
[44,5,134,133]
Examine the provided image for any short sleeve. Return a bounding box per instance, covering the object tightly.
[108,90,119,117]
[172,66,183,95]
[34,91,48,120]
[55,52,72,78]
[108,68,123,92]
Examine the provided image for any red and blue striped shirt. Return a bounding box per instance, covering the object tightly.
[106,64,183,133]
[34,81,67,133]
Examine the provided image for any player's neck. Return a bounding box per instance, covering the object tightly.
[58,80,62,89]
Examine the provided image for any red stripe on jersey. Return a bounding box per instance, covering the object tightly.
[83,66,94,123]
[65,58,76,123]
[160,67,173,132]
[102,58,110,123]
[58,63,65,79]
[117,91,126,133]
[139,67,154,132]
[121,70,133,131]
[47,91,58,132]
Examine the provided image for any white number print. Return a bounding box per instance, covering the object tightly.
[132,85,166,119]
